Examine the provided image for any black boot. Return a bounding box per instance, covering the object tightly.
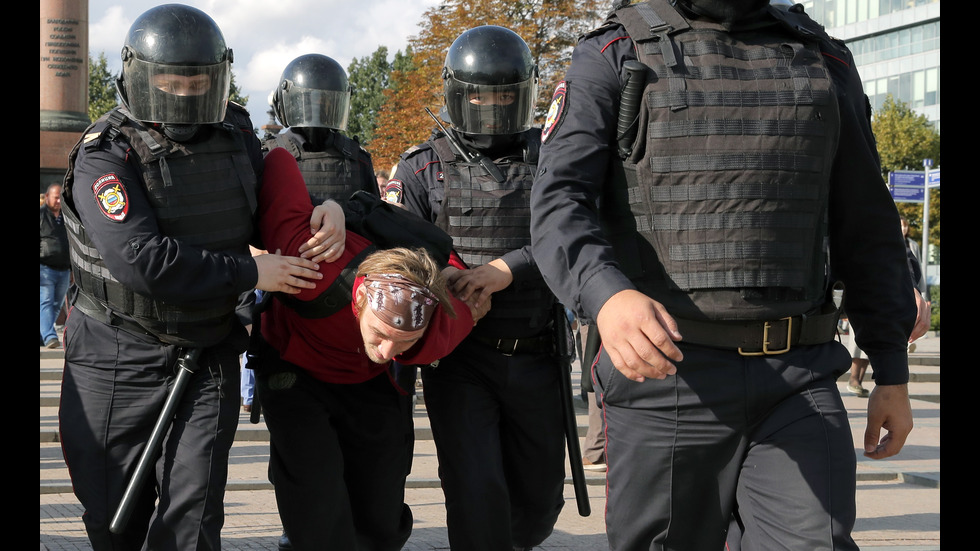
[278,531,293,550]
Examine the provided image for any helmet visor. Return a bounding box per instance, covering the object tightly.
[281,84,350,130]
[124,57,230,124]
[445,79,536,135]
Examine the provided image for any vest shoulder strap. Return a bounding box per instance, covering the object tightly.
[275,244,377,319]
[429,134,460,164]
[613,0,691,68]
[275,190,455,319]
[265,134,303,159]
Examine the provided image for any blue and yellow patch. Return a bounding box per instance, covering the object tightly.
[92,173,129,222]
[384,179,403,204]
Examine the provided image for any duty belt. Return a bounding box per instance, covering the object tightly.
[471,333,554,356]
[675,309,840,356]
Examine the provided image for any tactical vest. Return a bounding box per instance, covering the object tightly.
[603,0,841,321]
[62,105,258,346]
[429,130,554,335]
[262,129,371,204]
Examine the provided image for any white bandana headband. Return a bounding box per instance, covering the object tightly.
[362,274,439,330]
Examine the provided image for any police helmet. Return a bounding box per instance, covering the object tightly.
[769,0,797,10]
[272,54,351,130]
[117,4,232,125]
[443,26,538,135]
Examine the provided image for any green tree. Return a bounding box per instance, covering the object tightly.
[348,46,406,145]
[229,72,249,107]
[88,52,117,122]
[370,0,603,169]
[871,95,940,249]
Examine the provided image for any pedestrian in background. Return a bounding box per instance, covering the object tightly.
[40,183,70,349]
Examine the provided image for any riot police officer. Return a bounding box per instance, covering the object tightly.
[58,5,321,550]
[530,1,917,549]
[261,52,378,551]
[391,26,565,551]
[265,53,377,203]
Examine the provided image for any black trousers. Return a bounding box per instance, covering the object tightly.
[422,337,567,550]
[594,341,858,551]
[59,311,241,551]
[257,354,414,551]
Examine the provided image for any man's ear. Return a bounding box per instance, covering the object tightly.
[353,285,366,317]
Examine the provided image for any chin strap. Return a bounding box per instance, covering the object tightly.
[162,124,201,142]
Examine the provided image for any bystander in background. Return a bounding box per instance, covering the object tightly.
[40,184,70,349]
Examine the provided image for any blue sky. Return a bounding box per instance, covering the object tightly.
[87,0,441,124]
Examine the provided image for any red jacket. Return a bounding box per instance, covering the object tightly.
[258,147,474,384]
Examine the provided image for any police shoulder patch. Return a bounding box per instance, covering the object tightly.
[384,179,404,204]
[542,80,568,144]
[92,173,129,222]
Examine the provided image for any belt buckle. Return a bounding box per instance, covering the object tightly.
[738,317,793,356]
[497,338,519,357]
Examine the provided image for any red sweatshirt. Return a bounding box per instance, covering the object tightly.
[257,147,474,384]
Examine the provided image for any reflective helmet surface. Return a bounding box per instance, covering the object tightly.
[118,4,232,124]
[443,26,538,135]
[272,54,351,130]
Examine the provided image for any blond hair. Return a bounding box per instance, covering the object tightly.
[356,247,456,318]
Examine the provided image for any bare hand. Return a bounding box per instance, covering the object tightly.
[596,289,683,382]
[466,294,492,325]
[909,288,930,342]
[300,200,345,263]
[863,383,913,459]
[254,249,321,294]
[448,259,512,308]
[441,265,492,324]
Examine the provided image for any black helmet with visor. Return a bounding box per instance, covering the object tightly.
[442,26,538,135]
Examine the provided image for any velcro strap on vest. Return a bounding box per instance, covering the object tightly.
[675,307,840,355]
[72,288,156,339]
[274,244,378,319]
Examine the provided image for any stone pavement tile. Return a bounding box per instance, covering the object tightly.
[43,476,939,551]
[852,480,940,549]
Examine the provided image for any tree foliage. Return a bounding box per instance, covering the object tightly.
[229,72,248,107]
[370,0,604,169]
[88,52,117,122]
[347,46,411,146]
[871,95,941,249]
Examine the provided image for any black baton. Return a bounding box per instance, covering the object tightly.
[247,290,273,424]
[110,348,202,534]
[579,325,602,396]
[554,304,591,517]
[424,107,506,183]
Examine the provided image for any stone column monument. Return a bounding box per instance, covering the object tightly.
[40,0,90,194]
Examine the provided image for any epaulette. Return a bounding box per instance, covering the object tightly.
[227,101,249,114]
[400,142,432,161]
[580,20,622,42]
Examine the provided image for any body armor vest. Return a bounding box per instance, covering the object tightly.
[262,129,370,204]
[429,130,554,336]
[604,0,841,321]
[62,105,258,346]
